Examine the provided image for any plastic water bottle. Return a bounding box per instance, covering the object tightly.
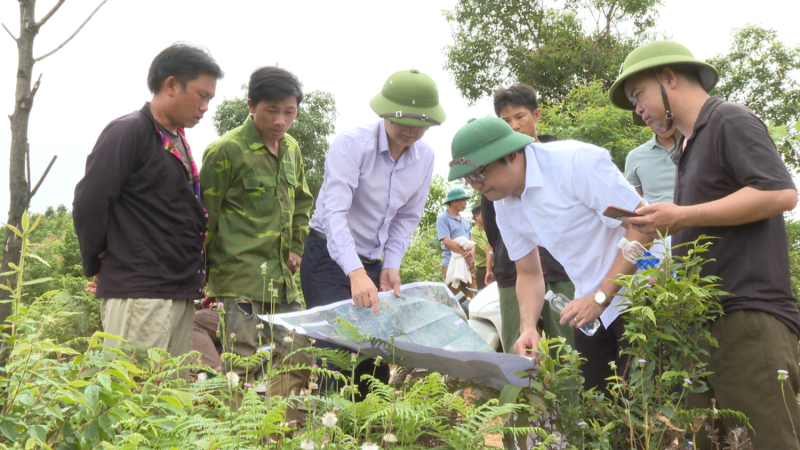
[545,290,600,336]
[617,237,661,270]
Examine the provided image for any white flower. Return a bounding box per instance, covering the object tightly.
[361,442,379,450]
[256,323,265,330]
[383,433,397,443]
[283,335,293,344]
[300,439,315,450]
[321,411,338,427]
[261,262,268,269]
[225,371,239,386]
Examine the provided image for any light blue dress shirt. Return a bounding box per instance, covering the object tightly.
[309,120,435,276]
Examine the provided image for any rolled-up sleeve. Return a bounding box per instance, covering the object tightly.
[495,205,537,262]
[319,133,364,275]
[383,157,433,271]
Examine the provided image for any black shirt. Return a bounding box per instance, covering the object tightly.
[73,103,206,299]
[672,96,800,335]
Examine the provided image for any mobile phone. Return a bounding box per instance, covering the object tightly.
[603,205,641,220]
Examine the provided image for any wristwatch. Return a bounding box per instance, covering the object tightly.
[594,289,610,307]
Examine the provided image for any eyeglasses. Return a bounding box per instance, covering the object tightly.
[461,166,487,185]
[449,157,486,185]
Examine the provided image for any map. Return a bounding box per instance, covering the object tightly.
[266,282,535,389]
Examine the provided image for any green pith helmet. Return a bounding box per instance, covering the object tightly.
[447,117,534,182]
[370,69,446,128]
[445,187,470,204]
[609,41,719,110]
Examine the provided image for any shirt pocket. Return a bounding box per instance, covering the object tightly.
[243,174,276,217]
[549,205,590,255]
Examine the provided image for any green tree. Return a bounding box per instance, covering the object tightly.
[708,24,800,169]
[538,80,652,170]
[211,87,338,199]
[443,0,661,104]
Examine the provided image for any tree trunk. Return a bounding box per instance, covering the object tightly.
[0,0,37,340]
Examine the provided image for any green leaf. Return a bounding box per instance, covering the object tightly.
[46,406,64,421]
[26,253,51,267]
[498,385,523,405]
[97,373,111,389]
[21,211,29,232]
[5,223,23,238]
[21,277,54,286]
[83,423,98,443]
[652,330,678,342]
[0,420,18,442]
[29,424,47,442]
[643,306,657,325]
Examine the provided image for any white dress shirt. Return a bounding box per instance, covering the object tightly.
[495,141,642,327]
[309,120,434,276]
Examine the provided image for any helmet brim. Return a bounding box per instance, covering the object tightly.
[609,56,719,110]
[447,132,535,181]
[370,92,446,128]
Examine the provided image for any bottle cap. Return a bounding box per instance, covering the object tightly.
[617,237,629,249]
[544,290,554,301]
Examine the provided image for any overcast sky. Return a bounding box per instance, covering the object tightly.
[1,0,799,216]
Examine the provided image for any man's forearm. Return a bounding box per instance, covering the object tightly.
[682,186,797,228]
[441,238,465,255]
[517,272,546,333]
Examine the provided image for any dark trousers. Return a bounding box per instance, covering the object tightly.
[475,266,487,290]
[573,315,631,393]
[299,235,391,396]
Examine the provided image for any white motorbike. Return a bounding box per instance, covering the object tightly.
[458,282,504,352]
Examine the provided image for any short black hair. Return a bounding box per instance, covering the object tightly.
[471,205,482,217]
[248,66,304,107]
[496,148,526,166]
[493,83,539,116]
[147,43,223,94]
[658,64,702,87]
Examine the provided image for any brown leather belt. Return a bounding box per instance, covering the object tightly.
[309,228,382,265]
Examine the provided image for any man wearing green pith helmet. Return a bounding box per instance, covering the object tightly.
[448,117,655,393]
[301,69,445,396]
[610,40,800,448]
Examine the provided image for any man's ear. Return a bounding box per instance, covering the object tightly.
[532,108,542,123]
[162,76,178,96]
[661,67,679,89]
[247,98,256,114]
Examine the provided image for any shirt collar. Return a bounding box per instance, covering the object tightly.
[243,115,286,155]
[377,120,420,164]
[522,144,543,193]
[691,95,724,136]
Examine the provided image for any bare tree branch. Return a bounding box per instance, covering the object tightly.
[25,143,31,194]
[34,0,109,62]
[1,23,17,42]
[21,73,43,109]
[29,155,57,202]
[35,0,66,29]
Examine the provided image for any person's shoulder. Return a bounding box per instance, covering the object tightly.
[282,132,301,154]
[330,121,379,154]
[626,141,650,162]
[536,140,606,165]
[101,108,151,137]
[709,98,761,124]
[414,138,436,159]
[205,126,246,157]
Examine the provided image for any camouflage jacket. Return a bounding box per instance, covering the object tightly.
[200,115,312,302]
